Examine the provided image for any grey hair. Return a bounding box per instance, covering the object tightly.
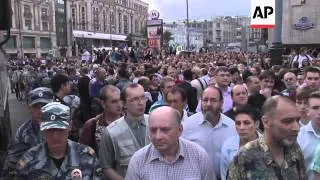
[262,95,294,117]
[99,85,120,101]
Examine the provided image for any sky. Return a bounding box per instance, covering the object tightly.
[142,0,250,21]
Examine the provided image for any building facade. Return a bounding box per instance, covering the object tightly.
[275,0,320,46]
[68,0,148,56]
[164,21,204,51]
[5,0,57,58]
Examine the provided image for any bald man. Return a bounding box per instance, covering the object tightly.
[126,106,215,180]
[225,84,249,120]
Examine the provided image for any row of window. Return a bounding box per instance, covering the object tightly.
[72,7,143,34]
[4,36,51,49]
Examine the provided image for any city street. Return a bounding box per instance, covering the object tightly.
[8,92,30,138]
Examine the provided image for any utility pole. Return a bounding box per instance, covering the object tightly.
[17,0,23,59]
[186,0,190,51]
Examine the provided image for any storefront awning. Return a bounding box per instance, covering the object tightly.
[73,30,127,41]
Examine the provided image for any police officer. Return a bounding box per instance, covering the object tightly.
[3,87,53,177]
[16,102,101,179]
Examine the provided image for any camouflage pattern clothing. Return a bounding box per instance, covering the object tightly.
[6,120,43,170]
[228,136,307,180]
[16,140,102,179]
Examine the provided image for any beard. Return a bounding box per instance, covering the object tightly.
[203,109,220,120]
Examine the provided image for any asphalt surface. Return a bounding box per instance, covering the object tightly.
[8,92,31,138]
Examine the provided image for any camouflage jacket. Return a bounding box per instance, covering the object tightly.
[227,136,307,180]
[16,140,102,179]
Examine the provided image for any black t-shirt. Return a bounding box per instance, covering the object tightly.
[50,156,65,169]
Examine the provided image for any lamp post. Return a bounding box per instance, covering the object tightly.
[269,0,283,65]
[16,0,23,59]
[186,0,190,51]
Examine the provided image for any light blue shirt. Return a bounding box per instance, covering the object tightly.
[297,121,320,180]
[182,112,237,179]
[220,131,262,180]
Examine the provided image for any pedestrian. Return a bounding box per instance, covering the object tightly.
[125,106,215,180]
[228,96,306,179]
[16,102,101,179]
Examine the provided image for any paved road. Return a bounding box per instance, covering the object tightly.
[8,92,31,138]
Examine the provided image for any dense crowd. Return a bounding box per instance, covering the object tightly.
[1,47,320,179]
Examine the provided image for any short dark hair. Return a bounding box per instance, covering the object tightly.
[50,74,69,93]
[259,70,276,81]
[214,66,229,76]
[308,91,320,100]
[183,69,193,81]
[120,83,142,102]
[234,105,261,122]
[245,75,258,84]
[165,86,187,102]
[296,87,316,101]
[229,67,240,75]
[304,67,320,77]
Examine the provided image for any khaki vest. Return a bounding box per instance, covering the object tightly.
[107,114,149,176]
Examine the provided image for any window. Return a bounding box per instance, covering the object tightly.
[81,7,86,30]
[216,23,220,28]
[42,21,48,31]
[93,7,99,31]
[23,36,35,48]
[40,37,51,49]
[123,15,128,34]
[135,19,139,33]
[23,5,32,18]
[4,36,17,49]
[72,8,76,29]
[118,13,122,34]
[122,0,127,6]
[103,10,107,32]
[25,19,32,30]
[110,12,115,25]
[41,8,48,17]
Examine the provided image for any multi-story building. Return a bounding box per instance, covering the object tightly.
[164,21,204,51]
[68,0,148,56]
[269,0,320,48]
[188,20,214,47]
[4,0,57,58]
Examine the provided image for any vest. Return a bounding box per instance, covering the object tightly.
[106,114,149,176]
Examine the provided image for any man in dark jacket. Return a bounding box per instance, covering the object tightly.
[178,69,198,113]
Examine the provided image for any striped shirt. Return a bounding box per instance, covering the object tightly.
[125,138,216,180]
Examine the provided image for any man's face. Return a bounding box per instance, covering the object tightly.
[44,128,69,151]
[201,88,223,119]
[29,103,46,122]
[167,68,177,78]
[163,81,175,96]
[297,75,305,86]
[308,98,320,127]
[261,78,275,90]
[125,86,147,117]
[247,77,260,93]
[296,99,309,119]
[149,112,182,154]
[305,72,320,90]
[104,90,123,117]
[283,73,297,90]
[232,85,248,106]
[166,92,185,114]
[235,113,258,142]
[264,101,300,147]
[215,71,231,87]
[250,67,258,75]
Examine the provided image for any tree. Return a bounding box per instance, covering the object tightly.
[163,31,173,47]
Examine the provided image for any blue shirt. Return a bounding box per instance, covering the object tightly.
[182,112,237,179]
[297,121,320,180]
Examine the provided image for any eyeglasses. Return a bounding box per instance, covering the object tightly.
[127,95,148,103]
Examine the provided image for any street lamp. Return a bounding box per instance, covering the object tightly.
[16,0,23,59]
[186,0,190,51]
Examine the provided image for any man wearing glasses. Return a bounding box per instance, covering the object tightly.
[99,83,149,180]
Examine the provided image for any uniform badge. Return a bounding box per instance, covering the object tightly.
[71,169,82,179]
[50,115,56,120]
[39,92,43,97]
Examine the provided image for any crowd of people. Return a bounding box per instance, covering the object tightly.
[1,47,320,179]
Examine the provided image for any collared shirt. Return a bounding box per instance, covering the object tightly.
[228,136,307,180]
[125,116,147,147]
[182,112,237,178]
[298,121,320,179]
[220,132,262,180]
[125,138,216,180]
